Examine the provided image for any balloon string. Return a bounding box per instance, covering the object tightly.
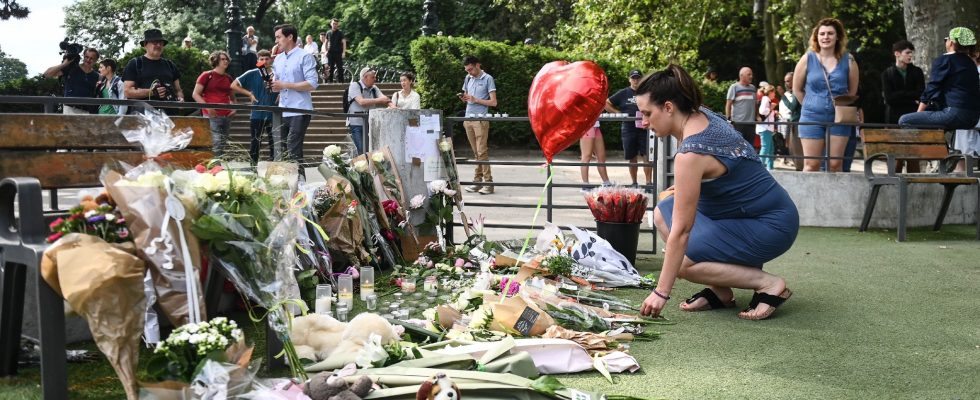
[502,164,553,302]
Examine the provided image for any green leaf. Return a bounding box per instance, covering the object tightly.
[530,375,566,396]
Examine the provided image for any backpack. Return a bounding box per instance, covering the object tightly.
[343,82,379,113]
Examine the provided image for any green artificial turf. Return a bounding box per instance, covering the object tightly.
[1,226,978,400]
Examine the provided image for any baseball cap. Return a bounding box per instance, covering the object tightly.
[948,27,976,46]
[629,69,642,78]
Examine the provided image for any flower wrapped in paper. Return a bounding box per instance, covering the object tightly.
[101,109,208,330]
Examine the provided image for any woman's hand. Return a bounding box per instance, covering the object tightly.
[641,291,668,317]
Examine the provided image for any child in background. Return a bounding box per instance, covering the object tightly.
[757,82,778,170]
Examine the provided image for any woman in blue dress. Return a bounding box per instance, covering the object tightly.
[792,18,860,172]
[636,65,800,321]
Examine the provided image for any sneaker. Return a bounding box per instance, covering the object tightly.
[601,181,616,187]
[478,185,494,195]
[465,185,482,192]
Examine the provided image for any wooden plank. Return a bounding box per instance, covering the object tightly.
[862,129,945,144]
[906,176,979,184]
[0,114,212,149]
[863,143,949,160]
[0,151,213,188]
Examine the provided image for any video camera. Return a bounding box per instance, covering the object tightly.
[59,38,84,65]
[256,60,274,90]
[149,79,179,101]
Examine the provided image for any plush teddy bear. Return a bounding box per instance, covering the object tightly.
[416,373,461,400]
[290,312,401,363]
[305,371,373,400]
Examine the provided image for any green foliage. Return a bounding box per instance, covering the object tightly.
[0,75,62,112]
[118,46,211,102]
[701,80,734,114]
[0,49,28,83]
[410,36,628,146]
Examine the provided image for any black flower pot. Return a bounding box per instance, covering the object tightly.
[595,220,640,266]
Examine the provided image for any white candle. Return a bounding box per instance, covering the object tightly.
[315,297,332,314]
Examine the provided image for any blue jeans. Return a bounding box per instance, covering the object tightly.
[898,107,980,130]
[249,118,275,164]
[758,130,774,170]
[209,117,230,157]
[349,125,365,154]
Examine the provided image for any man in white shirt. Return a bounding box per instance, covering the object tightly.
[303,35,319,56]
[347,67,389,154]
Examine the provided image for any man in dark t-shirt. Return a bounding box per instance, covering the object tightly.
[43,47,100,114]
[605,70,653,190]
[123,29,184,113]
[325,19,347,82]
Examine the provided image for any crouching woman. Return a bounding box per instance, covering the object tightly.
[636,65,800,321]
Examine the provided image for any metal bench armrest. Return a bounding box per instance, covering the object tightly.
[940,153,978,177]
[863,153,896,180]
[0,178,47,246]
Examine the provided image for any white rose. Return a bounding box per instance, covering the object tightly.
[410,194,426,209]
[438,140,452,152]
[323,145,342,157]
[428,180,447,193]
[371,152,385,163]
[443,189,457,197]
[268,174,289,188]
[353,160,369,172]
[135,171,167,187]
[213,171,231,192]
[193,173,219,193]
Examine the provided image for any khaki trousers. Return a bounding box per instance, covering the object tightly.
[463,120,492,182]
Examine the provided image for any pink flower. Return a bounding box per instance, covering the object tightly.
[499,278,520,296]
[195,164,207,173]
[46,232,64,243]
[118,229,130,239]
[394,277,403,287]
[48,218,64,229]
[464,262,474,268]
[426,260,434,269]
[209,165,224,175]
[383,230,396,241]
[346,266,360,279]
[454,258,465,268]
[382,200,400,215]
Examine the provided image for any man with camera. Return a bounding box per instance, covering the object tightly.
[123,29,184,112]
[232,49,279,165]
[43,45,100,114]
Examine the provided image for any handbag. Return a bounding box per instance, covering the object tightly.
[819,57,859,124]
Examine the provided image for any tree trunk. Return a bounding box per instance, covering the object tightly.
[763,4,778,83]
[797,0,830,53]
[254,0,275,25]
[903,0,980,77]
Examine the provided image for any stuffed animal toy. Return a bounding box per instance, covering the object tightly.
[305,370,373,400]
[290,313,400,363]
[416,373,461,400]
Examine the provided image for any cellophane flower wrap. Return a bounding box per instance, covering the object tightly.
[181,167,309,380]
[100,109,206,331]
[583,186,649,224]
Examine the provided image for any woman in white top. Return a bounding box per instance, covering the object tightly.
[389,72,421,109]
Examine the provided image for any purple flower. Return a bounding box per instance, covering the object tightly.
[87,215,106,224]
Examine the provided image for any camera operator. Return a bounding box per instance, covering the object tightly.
[43,46,100,114]
[123,29,184,113]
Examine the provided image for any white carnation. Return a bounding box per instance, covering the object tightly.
[428,180,447,193]
[409,194,426,209]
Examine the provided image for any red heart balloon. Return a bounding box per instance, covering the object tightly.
[528,61,609,163]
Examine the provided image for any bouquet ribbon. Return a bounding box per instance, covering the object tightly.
[502,165,554,302]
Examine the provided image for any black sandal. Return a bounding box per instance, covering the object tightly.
[739,289,792,320]
[681,288,736,312]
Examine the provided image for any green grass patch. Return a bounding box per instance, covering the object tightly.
[2,226,978,399]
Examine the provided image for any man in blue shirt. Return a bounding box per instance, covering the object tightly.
[271,23,318,169]
[460,55,498,195]
[232,50,277,165]
[44,47,100,114]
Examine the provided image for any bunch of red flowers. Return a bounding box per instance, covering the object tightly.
[584,186,648,224]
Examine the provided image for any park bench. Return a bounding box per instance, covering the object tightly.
[858,128,979,242]
[0,113,212,399]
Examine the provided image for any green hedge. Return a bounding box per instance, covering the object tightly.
[119,46,211,104]
[0,75,62,112]
[702,80,735,115]
[409,36,630,148]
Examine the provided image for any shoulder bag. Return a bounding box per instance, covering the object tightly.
[819,55,859,124]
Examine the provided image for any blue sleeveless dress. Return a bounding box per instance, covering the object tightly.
[799,51,852,139]
[657,110,799,268]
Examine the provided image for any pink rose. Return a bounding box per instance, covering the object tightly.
[454,258,465,268]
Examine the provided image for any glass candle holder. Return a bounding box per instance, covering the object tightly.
[315,284,332,315]
[423,276,437,292]
[393,292,403,303]
[336,303,349,322]
[360,266,374,301]
[365,293,378,311]
[338,274,354,309]
[401,277,417,293]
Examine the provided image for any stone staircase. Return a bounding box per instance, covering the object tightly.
[227,82,402,161]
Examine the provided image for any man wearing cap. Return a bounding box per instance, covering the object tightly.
[605,70,653,191]
[43,46,100,114]
[460,55,498,195]
[898,27,980,131]
[703,66,719,86]
[123,28,184,113]
[271,23,319,169]
[725,67,757,145]
[347,67,389,154]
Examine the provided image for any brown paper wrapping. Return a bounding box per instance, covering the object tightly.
[483,294,555,337]
[542,325,630,354]
[103,170,206,327]
[319,175,371,263]
[48,234,146,400]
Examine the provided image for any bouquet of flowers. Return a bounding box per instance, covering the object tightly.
[181,167,309,379]
[46,193,130,244]
[583,186,648,224]
[146,317,247,383]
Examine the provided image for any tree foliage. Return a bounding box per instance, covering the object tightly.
[0,47,27,83]
[118,45,211,102]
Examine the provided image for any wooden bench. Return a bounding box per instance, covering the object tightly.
[0,114,212,399]
[858,129,979,242]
